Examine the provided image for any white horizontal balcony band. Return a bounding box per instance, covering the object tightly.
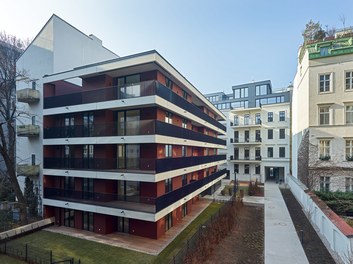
[43,95,225,136]
[43,159,227,183]
[43,134,226,150]
[154,171,227,221]
[43,198,155,222]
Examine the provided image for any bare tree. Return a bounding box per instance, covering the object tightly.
[340,14,346,29]
[302,20,326,43]
[0,31,28,223]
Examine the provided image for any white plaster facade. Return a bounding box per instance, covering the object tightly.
[16,14,118,213]
[222,102,291,183]
[292,38,353,191]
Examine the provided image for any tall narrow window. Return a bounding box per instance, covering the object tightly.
[165,145,173,157]
[182,175,187,186]
[244,130,249,142]
[255,113,261,124]
[182,146,186,157]
[83,112,94,137]
[255,165,260,175]
[165,112,173,124]
[118,74,141,98]
[346,140,353,160]
[268,129,273,139]
[255,147,261,160]
[234,131,239,143]
[255,130,261,142]
[279,111,285,121]
[319,106,330,125]
[244,164,249,174]
[64,209,75,228]
[268,112,273,122]
[244,114,250,125]
[345,177,353,192]
[234,164,239,173]
[267,147,273,158]
[165,77,173,89]
[165,212,173,231]
[319,140,330,159]
[64,115,75,137]
[234,116,239,126]
[182,118,187,128]
[279,129,285,139]
[244,148,250,160]
[165,178,172,193]
[346,105,353,124]
[319,74,331,93]
[320,177,330,192]
[182,90,188,100]
[279,147,285,158]
[346,71,353,90]
[82,212,94,232]
[83,145,94,169]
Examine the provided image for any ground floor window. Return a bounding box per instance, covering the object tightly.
[346,177,353,192]
[320,176,330,192]
[182,203,188,217]
[83,212,94,232]
[255,165,260,175]
[64,209,74,228]
[165,212,173,232]
[117,217,129,233]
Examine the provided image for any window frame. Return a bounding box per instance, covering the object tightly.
[268,129,273,140]
[279,111,285,121]
[268,112,273,122]
[345,71,353,91]
[319,105,330,125]
[319,73,331,93]
[279,129,285,139]
[279,147,285,158]
[319,140,330,159]
[345,104,353,124]
[267,147,273,158]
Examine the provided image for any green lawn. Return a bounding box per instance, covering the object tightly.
[4,202,223,264]
[0,254,25,264]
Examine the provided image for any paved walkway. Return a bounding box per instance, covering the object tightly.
[45,199,211,255]
[265,182,309,264]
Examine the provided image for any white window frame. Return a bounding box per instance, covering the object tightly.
[345,104,353,124]
[319,140,330,159]
[346,139,353,160]
[165,144,172,158]
[320,176,330,192]
[319,73,332,93]
[319,105,330,125]
[346,177,353,192]
[345,71,353,91]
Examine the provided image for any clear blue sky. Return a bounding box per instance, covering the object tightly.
[1,0,352,94]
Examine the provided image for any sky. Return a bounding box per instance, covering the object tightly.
[1,0,352,94]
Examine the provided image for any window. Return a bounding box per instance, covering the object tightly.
[346,178,353,192]
[346,140,353,160]
[165,212,173,231]
[319,140,330,159]
[118,74,141,98]
[279,147,285,158]
[182,90,188,100]
[279,111,285,121]
[83,145,94,168]
[165,111,172,124]
[82,212,94,232]
[234,131,239,143]
[320,177,330,192]
[117,110,140,136]
[234,164,239,173]
[208,95,218,102]
[182,203,188,217]
[165,77,173,88]
[255,147,261,160]
[255,130,261,142]
[165,145,172,157]
[268,112,273,122]
[182,118,187,128]
[244,130,249,142]
[31,81,36,90]
[346,104,353,124]
[279,129,285,139]
[268,129,273,139]
[244,114,250,125]
[182,146,186,157]
[346,71,353,90]
[231,101,248,109]
[255,84,268,96]
[255,165,260,175]
[244,164,249,174]
[234,115,239,126]
[244,148,250,160]
[165,178,172,193]
[83,112,94,136]
[319,74,330,93]
[267,147,273,158]
[182,175,187,186]
[64,209,75,228]
[234,87,248,99]
[255,113,261,124]
[319,106,330,125]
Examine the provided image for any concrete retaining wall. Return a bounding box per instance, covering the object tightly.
[286,175,353,263]
[0,217,55,241]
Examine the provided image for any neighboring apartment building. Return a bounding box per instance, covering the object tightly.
[206,80,291,183]
[292,28,353,192]
[16,15,119,214]
[16,15,227,239]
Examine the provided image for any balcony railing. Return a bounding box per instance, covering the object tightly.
[43,120,226,146]
[17,164,40,178]
[17,88,40,103]
[233,138,262,144]
[232,121,262,127]
[43,154,227,173]
[43,80,226,132]
[229,156,261,161]
[43,169,227,213]
[17,125,40,137]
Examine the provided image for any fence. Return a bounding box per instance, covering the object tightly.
[286,175,353,263]
[168,198,240,264]
[0,239,81,264]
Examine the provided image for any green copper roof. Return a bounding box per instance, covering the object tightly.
[301,37,353,61]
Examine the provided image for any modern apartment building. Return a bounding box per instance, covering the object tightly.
[292,28,353,191]
[206,80,291,183]
[16,15,227,239]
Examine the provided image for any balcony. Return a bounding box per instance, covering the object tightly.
[17,164,40,178]
[17,125,40,137]
[43,80,226,132]
[43,120,226,146]
[231,121,262,129]
[43,154,227,174]
[17,88,40,104]
[232,138,262,145]
[228,156,262,163]
[43,169,227,213]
